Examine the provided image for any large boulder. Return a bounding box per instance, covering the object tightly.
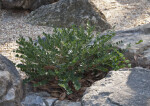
[112,23,150,67]
[82,67,150,106]
[1,0,57,10]
[26,0,111,32]
[0,54,23,106]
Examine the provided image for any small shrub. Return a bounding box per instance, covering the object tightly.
[15,24,130,94]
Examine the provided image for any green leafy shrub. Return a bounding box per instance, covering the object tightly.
[15,24,130,94]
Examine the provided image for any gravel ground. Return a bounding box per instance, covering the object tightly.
[0,0,150,76]
[0,10,53,65]
[93,0,150,30]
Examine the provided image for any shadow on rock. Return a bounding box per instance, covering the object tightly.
[126,67,150,106]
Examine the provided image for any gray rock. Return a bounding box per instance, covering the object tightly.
[1,0,57,10]
[0,54,23,106]
[26,0,111,32]
[34,92,51,97]
[22,0,58,10]
[44,97,57,106]
[2,88,16,101]
[111,23,150,67]
[0,71,11,97]
[21,93,46,106]
[82,67,150,106]
[54,100,81,106]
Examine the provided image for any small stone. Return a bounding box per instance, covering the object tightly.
[21,94,46,106]
[34,92,51,97]
[54,100,81,106]
[44,97,57,106]
[3,88,15,101]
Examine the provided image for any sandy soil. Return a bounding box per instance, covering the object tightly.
[93,0,150,30]
[0,0,150,69]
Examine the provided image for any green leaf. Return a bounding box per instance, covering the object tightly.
[125,60,130,64]
[128,64,131,68]
[136,40,143,44]
[73,80,81,91]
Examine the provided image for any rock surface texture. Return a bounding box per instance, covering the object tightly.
[112,23,150,67]
[0,54,23,106]
[82,67,150,106]
[26,0,111,32]
[1,0,57,10]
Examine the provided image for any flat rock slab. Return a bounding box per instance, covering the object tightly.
[82,67,150,106]
[112,23,150,67]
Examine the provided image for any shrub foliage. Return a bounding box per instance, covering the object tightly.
[15,24,130,94]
